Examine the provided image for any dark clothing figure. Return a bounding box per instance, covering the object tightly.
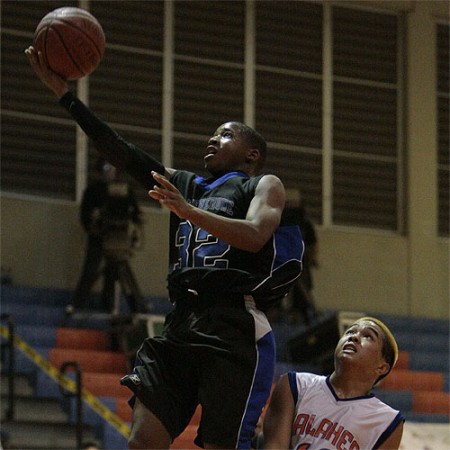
[69,162,142,314]
[284,206,318,325]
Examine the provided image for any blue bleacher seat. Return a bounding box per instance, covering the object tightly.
[375,314,449,335]
[102,421,129,450]
[3,285,449,435]
[374,389,413,412]
[1,284,73,307]
[2,345,49,376]
[2,303,65,327]
[409,351,449,373]
[15,325,56,348]
[68,396,116,428]
[404,412,450,423]
[394,331,449,355]
[444,372,450,393]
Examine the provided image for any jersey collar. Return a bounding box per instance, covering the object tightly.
[194,171,249,191]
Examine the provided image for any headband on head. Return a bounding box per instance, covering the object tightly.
[358,316,399,368]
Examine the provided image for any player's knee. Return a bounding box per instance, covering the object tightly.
[128,436,170,450]
[127,436,140,450]
[128,426,149,449]
[128,432,141,450]
[127,434,153,450]
[128,424,171,450]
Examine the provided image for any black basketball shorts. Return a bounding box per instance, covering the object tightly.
[120,297,275,449]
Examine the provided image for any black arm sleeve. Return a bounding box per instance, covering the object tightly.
[59,90,165,190]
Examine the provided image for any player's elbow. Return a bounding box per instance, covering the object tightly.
[246,243,264,253]
[245,233,271,253]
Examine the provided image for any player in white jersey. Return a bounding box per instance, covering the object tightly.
[263,317,405,450]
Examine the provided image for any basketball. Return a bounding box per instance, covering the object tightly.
[33,7,105,81]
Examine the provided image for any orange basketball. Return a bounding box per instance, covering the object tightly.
[33,7,105,81]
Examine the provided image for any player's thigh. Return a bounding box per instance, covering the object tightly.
[198,308,274,448]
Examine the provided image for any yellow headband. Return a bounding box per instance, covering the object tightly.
[357,316,399,368]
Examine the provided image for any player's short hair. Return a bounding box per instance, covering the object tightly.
[233,122,267,167]
[358,316,398,384]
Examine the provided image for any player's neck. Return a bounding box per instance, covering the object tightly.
[329,371,373,398]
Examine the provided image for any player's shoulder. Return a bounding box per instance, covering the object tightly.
[279,372,324,404]
[297,371,324,386]
[256,173,283,184]
[285,371,324,390]
[252,173,284,193]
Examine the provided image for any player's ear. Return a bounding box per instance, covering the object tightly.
[246,148,260,163]
[376,361,390,379]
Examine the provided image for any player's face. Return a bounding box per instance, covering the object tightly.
[204,122,251,176]
[335,320,386,367]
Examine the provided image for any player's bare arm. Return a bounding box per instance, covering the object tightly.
[378,422,404,450]
[263,374,295,450]
[150,171,284,253]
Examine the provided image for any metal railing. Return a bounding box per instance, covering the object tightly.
[0,313,15,420]
[59,361,83,450]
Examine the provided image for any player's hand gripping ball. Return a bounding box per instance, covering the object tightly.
[33,6,105,80]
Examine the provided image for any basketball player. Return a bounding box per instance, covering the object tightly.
[263,317,405,450]
[25,46,304,450]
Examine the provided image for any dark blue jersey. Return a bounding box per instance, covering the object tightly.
[168,170,304,309]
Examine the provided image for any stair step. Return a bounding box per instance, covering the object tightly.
[115,397,132,423]
[83,372,130,398]
[1,373,34,396]
[15,324,57,347]
[1,285,73,307]
[1,420,96,449]
[1,395,68,423]
[380,369,444,392]
[49,348,128,374]
[56,327,111,351]
[396,351,409,370]
[413,391,450,415]
[1,303,65,326]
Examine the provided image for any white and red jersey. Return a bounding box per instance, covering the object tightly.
[287,372,404,450]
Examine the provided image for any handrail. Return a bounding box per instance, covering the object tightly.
[59,361,83,450]
[0,313,15,420]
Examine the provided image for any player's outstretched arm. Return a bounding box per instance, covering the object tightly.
[263,374,295,450]
[24,45,170,188]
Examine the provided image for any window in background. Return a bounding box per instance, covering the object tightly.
[437,22,449,238]
[0,1,410,233]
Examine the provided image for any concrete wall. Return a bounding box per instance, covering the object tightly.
[313,227,449,318]
[1,196,170,298]
[1,194,448,319]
